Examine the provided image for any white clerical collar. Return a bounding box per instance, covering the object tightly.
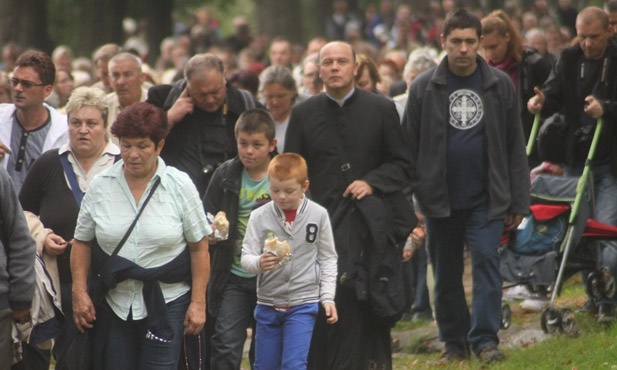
[326,87,355,107]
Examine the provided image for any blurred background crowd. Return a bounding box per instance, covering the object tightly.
[0,0,592,109]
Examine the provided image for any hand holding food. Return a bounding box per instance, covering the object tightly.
[209,211,229,240]
[263,236,292,269]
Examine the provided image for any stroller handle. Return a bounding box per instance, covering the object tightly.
[569,117,604,225]
[526,113,541,157]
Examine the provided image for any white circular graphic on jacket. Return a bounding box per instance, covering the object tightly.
[449,89,484,129]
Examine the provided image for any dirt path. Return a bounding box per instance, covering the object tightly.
[392,255,558,354]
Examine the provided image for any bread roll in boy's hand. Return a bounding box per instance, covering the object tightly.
[210,211,229,240]
[262,236,292,270]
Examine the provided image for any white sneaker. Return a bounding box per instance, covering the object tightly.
[519,296,549,312]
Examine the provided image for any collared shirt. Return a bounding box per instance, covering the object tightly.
[106,87,148,144]
[275,116,290,154]
[8,111,51,192]
[325,87,355,107]
[58,141,120,193]
[74,156,211,321]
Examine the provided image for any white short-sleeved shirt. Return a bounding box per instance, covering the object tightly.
[74,156,211,321]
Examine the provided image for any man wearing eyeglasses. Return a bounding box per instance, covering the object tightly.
[147,53,262,370]
[0,50,68,192]
[147,53,261,197]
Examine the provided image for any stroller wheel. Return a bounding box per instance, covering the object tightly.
[559,309,579,337]
[587,271,603,298]
[540,308,561,334]
[501,303,511,329]
[602,270,616,298]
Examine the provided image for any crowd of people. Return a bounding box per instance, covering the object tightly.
[1,0,617,369]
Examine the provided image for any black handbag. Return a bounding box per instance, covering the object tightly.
[54,178,161,370]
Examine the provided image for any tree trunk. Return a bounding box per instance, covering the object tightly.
[0,0,54,54]
[146,0,173,66]
[255,0,303,43]
[68,0,127,57]
[312,0,332,38]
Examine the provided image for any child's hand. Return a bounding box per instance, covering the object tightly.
[259,253,280,271]
[323,302,338,324]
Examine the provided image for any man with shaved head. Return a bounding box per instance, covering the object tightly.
[285,41,411,369]
[529,6,617,322]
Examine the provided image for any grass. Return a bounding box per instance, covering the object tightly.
[393,320,617,369]
[392,275,617,369]
[238,274,615,370]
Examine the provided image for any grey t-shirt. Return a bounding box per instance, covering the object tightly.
[7,110,51,192]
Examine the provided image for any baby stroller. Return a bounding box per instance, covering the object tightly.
[500,117,617,334]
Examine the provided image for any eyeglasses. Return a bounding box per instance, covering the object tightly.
[9,78,47,89]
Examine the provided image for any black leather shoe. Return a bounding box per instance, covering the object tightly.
[598,304,615,323]
[477,346,506,363]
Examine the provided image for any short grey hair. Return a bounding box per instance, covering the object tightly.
[108,52,143,72]
[258,65,298,100]
[403,47,438,82]
[184,53,225,81]
[65,86,109,126]
[525,28,546,43]
[92,43,123,63]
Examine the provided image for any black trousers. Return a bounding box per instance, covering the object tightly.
[308,286,392,370]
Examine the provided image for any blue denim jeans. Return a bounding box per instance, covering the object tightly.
[412,243,433,317]
[97,291,190,370]
[403,241,432,318]
[592,164,617,280]
[210,274,256,369]
[567,163,617,304]
[254,303,318,370]
[425,206,504,355]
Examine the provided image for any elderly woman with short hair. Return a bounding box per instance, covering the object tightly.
[20,86,120,313]
[71,102,211,369]
[259,65,298,153]
[19,85,120,365]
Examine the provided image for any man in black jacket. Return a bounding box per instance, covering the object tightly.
[405,9,529,364]
[147,53,259,197]
[147,53,259,370]
[528,6,617,322]
[285,41,411,370]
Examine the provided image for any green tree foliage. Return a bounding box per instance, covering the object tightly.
[3,0,343,63]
